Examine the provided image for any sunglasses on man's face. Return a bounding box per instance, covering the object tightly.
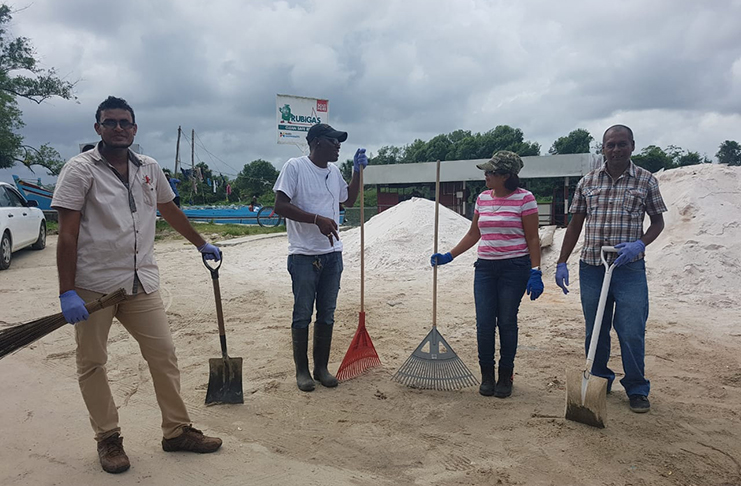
[317,136,340,145]
[100,119,135,130]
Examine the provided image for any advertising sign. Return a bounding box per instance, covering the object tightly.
[276,94,329,145]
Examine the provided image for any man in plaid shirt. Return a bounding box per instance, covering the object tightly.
[556,125,667,413]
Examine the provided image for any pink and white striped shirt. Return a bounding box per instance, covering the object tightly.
[475,188,538,260]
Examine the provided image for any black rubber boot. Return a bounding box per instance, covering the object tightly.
[494,367,513,398]
[479,364,496,396]
[312,325,338,388]
[292,328,315,392]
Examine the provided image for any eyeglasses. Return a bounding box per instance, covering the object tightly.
[485,170,495,176]
[317,136,340,145]
[100,119,135,130]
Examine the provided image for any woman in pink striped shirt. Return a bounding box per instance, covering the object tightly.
[431,151,543,398]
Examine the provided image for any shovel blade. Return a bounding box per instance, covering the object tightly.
[565,368,607,428]
[205,356,244,405]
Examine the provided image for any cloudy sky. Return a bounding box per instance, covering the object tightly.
[2,0,740,183]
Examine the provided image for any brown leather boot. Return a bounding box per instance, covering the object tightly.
[97,433,130,474]
[162,425,222,453]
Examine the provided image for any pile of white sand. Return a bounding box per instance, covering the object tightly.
[649,164,740,307]
[341,197,476,274]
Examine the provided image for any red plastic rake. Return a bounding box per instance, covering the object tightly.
[336,165,381,381]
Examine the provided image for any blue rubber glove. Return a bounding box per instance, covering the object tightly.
[354,148,368,172]
[555,262,569,294]
[59,290,89,324]
[613,239,645,267]
[526,269,544,300]
[198,242,222,261]
[430,252,454,266]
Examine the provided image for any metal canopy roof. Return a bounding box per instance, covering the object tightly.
[362,153,601,185]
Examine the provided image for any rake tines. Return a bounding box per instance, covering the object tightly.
[392,327,478,391]
[336,312,381,381]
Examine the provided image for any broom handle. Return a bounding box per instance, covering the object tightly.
[433,160,440,329]
[360,165,365,313]
[85,288,127,313]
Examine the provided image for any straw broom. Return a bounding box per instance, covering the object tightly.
[0,289,127,360]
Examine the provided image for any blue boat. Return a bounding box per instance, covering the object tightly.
[13,175,53,210]
[178,205,345,226]
[180,205,262,225]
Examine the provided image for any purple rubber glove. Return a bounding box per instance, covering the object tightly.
[526,269,544,300]
[555,262,569,294]
[353,148,368,172]
[198,242,222,261]
[59,290,89,324]
[613,239,645,267]
[430,252,454,266]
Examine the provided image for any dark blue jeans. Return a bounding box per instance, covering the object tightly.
[579,259,650,397]
[287,252,343,330]
[473,256,530,370]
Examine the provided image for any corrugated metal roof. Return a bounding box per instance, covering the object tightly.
[362,153,601,184]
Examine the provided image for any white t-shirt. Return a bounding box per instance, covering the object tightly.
[273,156,349,255]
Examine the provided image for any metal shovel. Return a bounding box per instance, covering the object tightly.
[203,254,244,405]
[565,246,618,428]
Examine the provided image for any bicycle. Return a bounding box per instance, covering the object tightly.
[257,206,284,227]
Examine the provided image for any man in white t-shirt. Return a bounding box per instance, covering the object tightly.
[273,123,367,392]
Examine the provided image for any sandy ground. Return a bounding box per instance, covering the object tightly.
[1,233,740,486]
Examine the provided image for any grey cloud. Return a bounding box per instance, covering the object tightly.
[3,0,740,185]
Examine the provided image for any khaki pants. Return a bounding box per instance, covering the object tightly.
[75,289,190,441]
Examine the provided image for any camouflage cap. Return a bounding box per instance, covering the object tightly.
[476,150,524,175]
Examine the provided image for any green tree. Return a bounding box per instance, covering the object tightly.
[716,140,741,166]
[234,159,279,201]
[425,134,453,161]
[549,128,593,155]
[632,145,672,173]
[672,150,710,167]
[0,5,75,170]
[477,125,540,158]
[401,139,427,163]
[451,135,479,160]
[371,145,402,165]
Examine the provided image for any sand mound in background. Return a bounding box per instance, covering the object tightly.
[649,164,741,306]
[341,197,476,273]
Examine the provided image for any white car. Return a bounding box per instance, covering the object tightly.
[0,181,46,270]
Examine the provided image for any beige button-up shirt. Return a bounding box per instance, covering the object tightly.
[52,143,176,295]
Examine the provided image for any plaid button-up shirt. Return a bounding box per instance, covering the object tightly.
[570,161,667,266]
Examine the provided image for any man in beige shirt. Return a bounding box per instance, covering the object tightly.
[52,96,223,474]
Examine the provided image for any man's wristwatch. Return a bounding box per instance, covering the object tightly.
[531,266,541,271]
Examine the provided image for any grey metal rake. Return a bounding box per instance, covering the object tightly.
[392,160,478,391]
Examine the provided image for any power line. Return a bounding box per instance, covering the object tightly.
[194,132,243,175]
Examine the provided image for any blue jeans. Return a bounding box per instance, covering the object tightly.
[473,256,530,370]
[287,252,343,330]
[579,259,650,397]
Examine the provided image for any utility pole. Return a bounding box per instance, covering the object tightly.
[191,129,197,197]
[174,126,182,174]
